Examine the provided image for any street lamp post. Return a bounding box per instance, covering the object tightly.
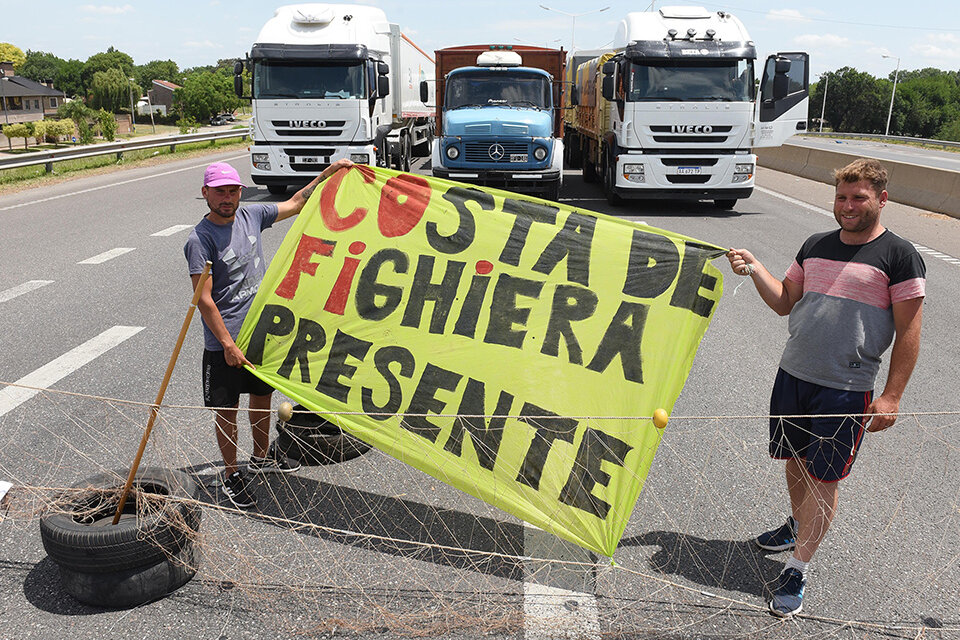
[128,78,137,133]
[538,5,610,52]
[881,54,900,137]
[819,73,828,133]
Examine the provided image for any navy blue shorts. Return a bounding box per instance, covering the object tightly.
[769,368,872,482]
[202,349,274,408]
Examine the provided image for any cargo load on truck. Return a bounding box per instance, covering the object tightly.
[568,6,809,208]
[424,45,566,201]
[235,4,435,194]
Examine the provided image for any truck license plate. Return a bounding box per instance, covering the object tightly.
[292,156,320,164]
[677,166,702,175]
[510,154,528,162]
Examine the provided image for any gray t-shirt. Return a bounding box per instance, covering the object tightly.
[184,203,279,351]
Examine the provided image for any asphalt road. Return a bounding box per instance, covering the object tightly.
[792,134,960,172]
[0,152,957,639]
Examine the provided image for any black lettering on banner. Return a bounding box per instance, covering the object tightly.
[246,304,295,365]
[400,255,465,334]
[361,345,416,419]
[622,229,680,299]
[355,248,409,321]
[559,428,633,518]
[484,274,544,349]
[429,187,488,254]
[278,318,327,382]
[586,301,649,383]
[515,402,578,490]
[452,274,491,338]
[401,363,463,443]
[531,212,596,286]
[541,284,598,364]
[499,198,559,267]
[316,329,373,403]
[443,378,514,471]
[670,242,720,317]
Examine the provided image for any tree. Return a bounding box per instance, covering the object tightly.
[174,69,240,122]
[20,50,64,84]
[82,48,135,94]
[0,43,26,71]
[90,68,134,112]
[2,123,31,150]
[51,119,76,144]
[96,108,117,141]
[56,59,85,98]
[816,67,887,134]
[135,59,181,89]
[32,120,48,144]
[57,100,95,144]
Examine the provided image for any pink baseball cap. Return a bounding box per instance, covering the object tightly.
[203,162,245,188]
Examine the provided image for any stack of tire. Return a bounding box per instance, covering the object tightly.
[39,468,201,607]
[272,404,370,466]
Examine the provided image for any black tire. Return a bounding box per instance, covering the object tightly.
[582,158,598,184]
[57,537,200,608]
[603,152,624,206]
[273,405,371,466]
[542,181,561,202]
[40,468,201,574]
[413,128,433,157]
[267,185,287,195]
[714,198,737,210]
[401,134,412,172]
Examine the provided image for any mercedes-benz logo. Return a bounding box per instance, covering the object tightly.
[488,144,505,160]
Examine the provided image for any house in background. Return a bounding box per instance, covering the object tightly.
[0,61,65,125]
[145,79,181,116]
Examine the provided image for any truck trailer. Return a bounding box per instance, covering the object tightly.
[569,6,809,208]
[424,45,565,201]
[235,4,435,194]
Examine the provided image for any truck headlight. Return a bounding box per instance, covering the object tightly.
[350,153,369,164]
[623,163,644,174]
[445,145,460,160]
[735,163,755,174]
[732,173,751,183]
[252,153,269,163]
[533,146,548,161]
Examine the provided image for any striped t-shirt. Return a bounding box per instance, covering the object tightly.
[779,229,925,392]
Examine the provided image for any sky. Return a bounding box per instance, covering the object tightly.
[5,0,959,81]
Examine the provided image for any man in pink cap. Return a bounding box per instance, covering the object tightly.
[184,158,351,508]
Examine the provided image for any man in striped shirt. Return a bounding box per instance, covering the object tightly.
[727,158,925,617]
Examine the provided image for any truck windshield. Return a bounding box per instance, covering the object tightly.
[445,72,551,110]
[627,58,753,102]
[254,60,366,99]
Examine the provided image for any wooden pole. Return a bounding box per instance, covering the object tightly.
[112,261,212,525]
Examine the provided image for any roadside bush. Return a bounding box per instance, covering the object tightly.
[177,115,200,134]
[97,108,118,141]
[2,123,32,149]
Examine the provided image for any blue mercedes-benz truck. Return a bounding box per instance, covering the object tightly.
[422,45,565,201]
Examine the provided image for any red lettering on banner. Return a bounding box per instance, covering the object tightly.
[378,174,431,238]
[320,165,377,231]
[275,234,336,299]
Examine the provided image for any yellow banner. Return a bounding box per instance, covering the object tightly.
[237,166,725,556]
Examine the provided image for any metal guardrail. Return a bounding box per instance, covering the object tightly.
[0,129,250,173]
[801,131,960,151]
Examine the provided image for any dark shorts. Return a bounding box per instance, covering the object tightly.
[202,349,274,408]
[769,368,872,482]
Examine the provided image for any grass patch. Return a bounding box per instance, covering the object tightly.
[0,135,250,195]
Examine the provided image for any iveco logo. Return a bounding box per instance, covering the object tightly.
[671,125,713,134]
[488,143,505,160]
[289,120,327,128]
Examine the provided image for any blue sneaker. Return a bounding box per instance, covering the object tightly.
[755,516,797,552]
[768,567,805,617]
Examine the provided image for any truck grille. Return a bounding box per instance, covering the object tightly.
[464,141,528,162]
[660,158,719,167]
[649,125,733,145]
[666,175,711,184]
[271,120,347,137]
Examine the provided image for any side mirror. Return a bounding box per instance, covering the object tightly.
[570,84,579,106]
[601,75,614,101]
[420,80,428,104]
[233,60,243,76]
[775,58,791,75]
[602,61,616,76]
[378,61,389,76]
[234,75,243,98]
[378,75,390,98]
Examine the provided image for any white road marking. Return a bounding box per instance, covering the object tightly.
[0,325,144,419]
[78,247,135,264]
[0,154,248,212]
[151,224,194,237]
[755,186,960,268]
[0,280,53,304]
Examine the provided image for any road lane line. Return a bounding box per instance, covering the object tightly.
[151,224,194,237]
[0,280,53,304]
[0,325,144,419]
[0,154,248,212]
[756,186,959,268]
[78,247,135,264]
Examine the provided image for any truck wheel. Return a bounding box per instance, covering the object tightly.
[39,468,202,575]
[413,129,431,156]
[542,181,561,202]
[267,185,287,195]
[402,134,412,172]
[582,159,598,184]
[603,152,623,206]
[714,199,737,210]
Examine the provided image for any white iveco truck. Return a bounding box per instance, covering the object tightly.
[235,4,435,194]
[569,6,809,208]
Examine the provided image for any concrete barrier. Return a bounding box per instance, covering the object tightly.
[756,142,960,220]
